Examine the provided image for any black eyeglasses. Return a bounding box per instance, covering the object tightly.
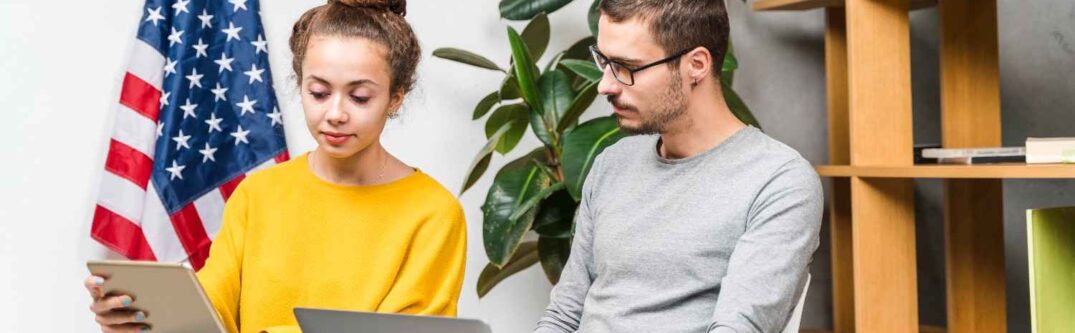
[589,45,692,86]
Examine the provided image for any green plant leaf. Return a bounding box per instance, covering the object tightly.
[461,122,515,195]
[570,75,590,91]
[557,80,598,132]
[530,154,559,180]
[723,41,737,85]
[485,104,531,154]
[500,74,522,100]
[521,13,551,61]
[433,48,503,72]
[721,78,761,130]
[507,26,545,115]
[530,69,575,147]
[561,116,627,200]
[562,36,596,61]
[544,52,565,73]
[538,236,572,284]
[477,241,539,297]
[499,0,574,20]
[722,47,738,73]
[508,182,565,221]
[531,189,577,239]
[482,149,553,267]
[587,0,600,36]
[560,59,602,83]
[473,92,501,120]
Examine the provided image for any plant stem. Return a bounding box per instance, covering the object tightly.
[543,146,565,183]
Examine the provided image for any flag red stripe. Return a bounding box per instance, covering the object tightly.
[119,72,162,122]
[170,204,212,270]
[275,151,289,163]
[91,205,157,261]
[220,175,245,201]
[105,139,153,189]
[188,246,212,272]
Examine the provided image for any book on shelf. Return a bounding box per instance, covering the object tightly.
[937,155,1026,164]
[918,146,1025,165]
[921,146,1026,159]
[914,144,941,164]
[1026,137,1075,164]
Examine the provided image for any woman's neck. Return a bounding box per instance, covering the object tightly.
[309,143,397,186]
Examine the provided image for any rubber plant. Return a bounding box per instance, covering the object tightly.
[433,0,759,297]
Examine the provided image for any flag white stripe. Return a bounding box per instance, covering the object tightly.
[127,39,165,90]
[112,104,158,158]
[193,190,226,239]
[97,171,147,223]
[140,184,188,262]
[249,158,278,173]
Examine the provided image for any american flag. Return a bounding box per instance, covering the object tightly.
[92,0,288,270]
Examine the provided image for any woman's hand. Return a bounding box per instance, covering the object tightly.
[84,275,150,332]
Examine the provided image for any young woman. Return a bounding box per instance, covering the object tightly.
[84,1,466,332]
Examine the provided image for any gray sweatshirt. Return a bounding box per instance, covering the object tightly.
[534,126,823,333]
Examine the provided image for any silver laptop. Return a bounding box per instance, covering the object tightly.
[294,308,493,333]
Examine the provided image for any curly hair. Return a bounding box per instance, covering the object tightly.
[289,0,421,95]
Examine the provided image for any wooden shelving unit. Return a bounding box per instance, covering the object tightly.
[816,164,1075,179]
[752,0,936,11]
[802,326,948,333]
[752,0,1062,332]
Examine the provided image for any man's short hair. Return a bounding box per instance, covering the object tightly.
[599,0,730,79]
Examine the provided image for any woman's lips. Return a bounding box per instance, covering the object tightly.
[322,132,353,145]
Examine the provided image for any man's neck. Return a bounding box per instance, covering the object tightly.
[658,84,747,160]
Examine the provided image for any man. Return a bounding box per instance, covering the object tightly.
[534,1,823,332]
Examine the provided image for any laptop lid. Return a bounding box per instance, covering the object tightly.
[294,307,492,333]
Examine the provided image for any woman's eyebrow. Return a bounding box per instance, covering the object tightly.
[305,75,380,87]
[346,79,378,87]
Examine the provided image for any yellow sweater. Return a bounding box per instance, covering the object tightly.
[196,153,467,333]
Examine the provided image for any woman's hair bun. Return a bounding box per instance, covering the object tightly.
[328,0,406,17]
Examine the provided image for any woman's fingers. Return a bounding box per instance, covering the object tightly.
[90,295,133,315]
[85,276,149,332]
[84,276,106,299]
[95,310,147,326]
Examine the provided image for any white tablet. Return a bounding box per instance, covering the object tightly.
[86,260,226,333]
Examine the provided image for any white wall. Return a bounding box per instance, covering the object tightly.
[0,0,606,331]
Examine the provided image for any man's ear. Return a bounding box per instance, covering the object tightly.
[684,46,712,85]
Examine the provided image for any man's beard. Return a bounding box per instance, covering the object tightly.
[612,69,688,135]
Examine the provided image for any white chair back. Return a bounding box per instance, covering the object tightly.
[780,273,811,333]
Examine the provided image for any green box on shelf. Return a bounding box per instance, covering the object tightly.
[1027,206,1075,333]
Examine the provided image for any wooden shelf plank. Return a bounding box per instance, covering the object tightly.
[938,1,1007,332]
[753,0,840,11]
[816,164,1075,179]
[801,326,947,333]
[823,9,855,333]
[845,1,918,331]
[752,0,936,11]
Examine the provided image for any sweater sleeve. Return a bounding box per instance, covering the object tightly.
[707,159,823,333]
